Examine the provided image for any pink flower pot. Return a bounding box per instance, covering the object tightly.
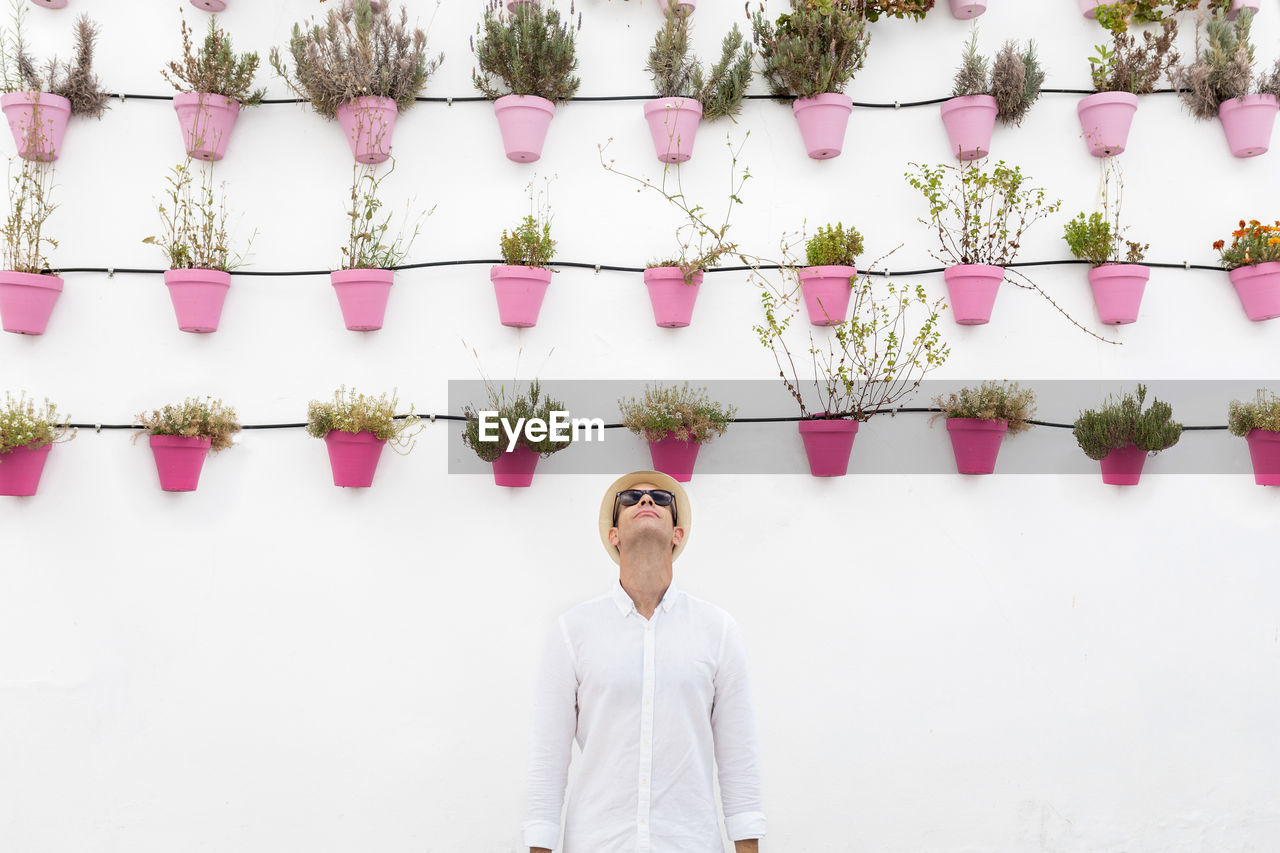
[643,97,702,163]
[1218,94,1278,158]
[798,265,856,326]
[642,266,702,328]
[798,419,859,477]
[190,0,226,9]
[792,93,853,160]
[948,0,985,17]
[173,92,241,162]
[30,0,68,8]
[1227,262,1280,321]
[0,443,52,496]
[943,264,1004,325]
[946,418,1007,474]
[1078,0,1100,17]
[0,270,63,335]
[323,430,387,488]
[1088,264,1149,325]
[1244,429,1280,485]
[494,94,556,163]
[648,436,701,482]
[149,434,211,492]
[164,268,230,333]
[940,95,997,160]
[1,92,70,161]
[1099,444,1147,486]
[1228,0,1260,20]
[492,444,539,487]
[491,265,552,327]
[659,0,696,12]
[1077,91,1138,157]
[334,95,398,164]
[331,268,394,331]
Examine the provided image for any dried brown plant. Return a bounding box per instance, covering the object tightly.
[1172,9,1256,120]
[163,13,265,105]
[1,1,109,119]
[1090,18,1179,94]
[2,155,57,274]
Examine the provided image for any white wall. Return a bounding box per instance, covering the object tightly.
[3,1,1280,851]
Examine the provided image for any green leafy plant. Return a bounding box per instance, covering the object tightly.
[1228,389,1280,435]
[1172,9,1280,120]
[2,155,56,274]
[162,13,265,104]
[137,397,241,452]
[472,0,581,102]
[500,181,555,268]
[618,383,736,444]
[860,0,935,21]
[933,381,1036,433]
[749,0,871,99]
[1063,160,1147,267]
[1214,219,1280,270]
[647,6,752,120]
[1073,384,1181,460]
[1088,18,1178,93]
[951,29,1044,126]
[805,222,863,267]
[143,160,252,272]
[341,160,427,269]
[0,391,72,454]
[462,379,571,462]
[1093,0,1209,35]
[306,386,419,450]
[0,1,110,118]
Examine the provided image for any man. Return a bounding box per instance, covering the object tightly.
[522,470,765,853]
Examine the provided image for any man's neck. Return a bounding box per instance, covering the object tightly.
[619,547,673,620]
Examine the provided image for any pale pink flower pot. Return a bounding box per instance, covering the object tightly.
[331,268,394,331]
[948,0,985,18]
[1077,91,1138,157]
[1227,262,1280,321]
[0,271,63,335]
[799,265,856,326]
[940,95,997,160]
[494,94,556,163]
[1078,0,1100,17]
[1218,94,1278,158]
[190,0,226,9]
[164,268,230,333]
[491,265,552,327]
[943,264,1004,325]
[335,95,398,164]
[173,92,241,161]
[0,443,52,496]
[1244,429,1280,485]
[792,93,853,159]
[1088,264,1149,325]
[1,92,70,161]
[323,430,387,488]
[643,266,702,327]
[946,418,1007,474]
[492,444,539,487]
[659,0,696,12]
[648,436,701,482]
[644,97,702,163]
[798,419,859,477]
[30,0,68,8]
[149,434,211,492]
[1228,0,1261,20]
[1099,445,1147,486]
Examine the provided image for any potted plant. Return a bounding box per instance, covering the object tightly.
[271,0,442,164]
[1086,1,1197,30]
[798,222,862,326]
[462,379,571,487]
[0,6,108,160]
[1079,19,1178,156]
[1073,384,1181,485]
[491,185,555,327]
[942,30,1043,160]
[137,397,239,492]
[1172,9,1280,158]
[472,0,581,163]
[306,387,418,488]
[162,13,266,161]
[1062,160,1150,325]
[749,0,871,159]
[932,381,1035,474]
[0,391,72,496]
[618,383,736,481]
[143,159,253,334]
[1214,218,1280,321]
[1228,389,1280,485]
[643,7,751,163]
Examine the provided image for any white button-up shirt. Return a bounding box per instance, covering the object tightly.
[522,582,766,852]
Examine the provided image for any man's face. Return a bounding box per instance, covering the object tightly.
[609,481,684,555]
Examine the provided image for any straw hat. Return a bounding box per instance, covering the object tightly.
[597,470,691,565]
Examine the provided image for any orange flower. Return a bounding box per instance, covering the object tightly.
[1240,219,1247,228]
[1268,237,1279,246]
[1213,240,1226,250]
[1233,229,1247,238]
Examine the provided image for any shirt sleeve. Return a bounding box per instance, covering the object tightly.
[521,617,578,851]
[712,614,767,841]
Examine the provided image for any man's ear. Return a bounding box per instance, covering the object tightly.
[608,527,621,548]
[670,526,685,548]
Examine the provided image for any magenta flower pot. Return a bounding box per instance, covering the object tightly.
[642,267,702,328]
[1,92,70,161]
[0,443,52,496]
[1228,0,1260,20]
[190,0,226,9]
[946,418,1007,474]
[792,93,853,160]
[943,264,1003,325]
[1088,264,1149,325]
[494,94,556,163]
[948,0,985,17]
[798,265,856,326]
[0,271,63,335]
[643,97,702,163]
[1228,262,1280,322]
[173,92,241,162]
[492,445,539,487]
[1218,94,1278,158]
[323,430,387,488]
[1077,91,1138,157]
[334,95,398,164]
[798,419,859,477]
[648,436,701,482]
[149,434,211,492]
[491,265,552,327]
[164,268,230,333]
[331,268,394,331]
[1099,445,1147,486]
[1244,429,1280,485]
[940,95,997,161]
[659,0,696,12]
[1078,0,1100,17]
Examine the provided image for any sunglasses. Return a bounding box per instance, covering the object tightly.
[613,489,678,526]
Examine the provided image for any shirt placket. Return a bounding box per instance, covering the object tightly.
[636,613,657,853]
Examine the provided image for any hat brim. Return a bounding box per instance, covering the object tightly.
[598,470,691,565]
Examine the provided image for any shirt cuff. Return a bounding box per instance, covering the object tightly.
[725,811,767,841]
[521,820,561,850]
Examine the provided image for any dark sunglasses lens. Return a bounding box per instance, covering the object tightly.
[649,490,674,506]
[617,489,675,507]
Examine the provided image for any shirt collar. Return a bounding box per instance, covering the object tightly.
[609,581,679,616]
